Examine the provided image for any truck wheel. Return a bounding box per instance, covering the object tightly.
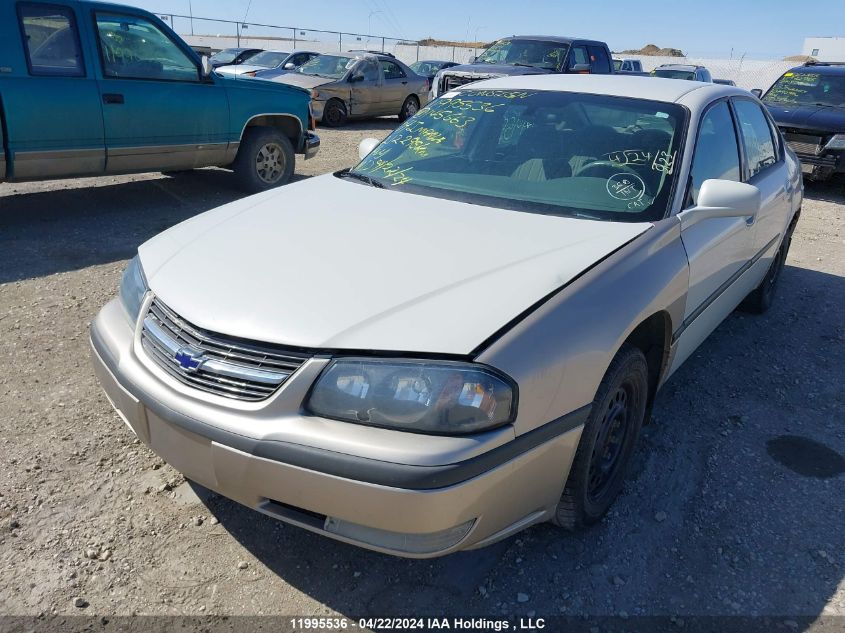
[233,128,295,193]
[740,233,791,314]
[552,344,648,530]
[322,99,348,127]
[398,95,420,122]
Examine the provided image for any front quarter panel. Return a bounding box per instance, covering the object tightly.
[221,77,311,141]
[477,218,690,435]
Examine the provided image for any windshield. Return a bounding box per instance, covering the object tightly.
[246,51,290,68]
[764,71,845,107]
[475,39,569,71]
[298,54,354,79]
[349,90,686,222]
[652,69,696,80]
[210,49,242,64]
[410,61,446,75]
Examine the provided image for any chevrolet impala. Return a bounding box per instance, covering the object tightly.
[91,75,802,557]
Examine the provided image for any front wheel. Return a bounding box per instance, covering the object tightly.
[232,128,295,193]
[552,344,648,530]
[322,99,348,127]
[398,95,420,122]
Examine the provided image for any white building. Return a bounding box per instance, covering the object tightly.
[803,37,845,61]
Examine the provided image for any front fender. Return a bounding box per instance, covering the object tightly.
[477,217,690,435]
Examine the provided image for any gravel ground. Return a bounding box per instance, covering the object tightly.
[0,119,843,626]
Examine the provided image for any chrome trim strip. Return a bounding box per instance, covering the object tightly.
[142,316,181,355]
[14,147,103,160]
[107,142,228,157]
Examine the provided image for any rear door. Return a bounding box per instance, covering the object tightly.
[91,9,229,173]
[380,59,410,114]
[671,99,758,371]
[731,97,791,264]
[5,2,104,180]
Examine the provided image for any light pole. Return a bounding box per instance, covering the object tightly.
[187,0,193,35]
[368,10,383,38]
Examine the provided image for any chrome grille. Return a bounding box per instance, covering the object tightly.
[784,132,824,156]
[440,73,486,93]
[141,298,310,401]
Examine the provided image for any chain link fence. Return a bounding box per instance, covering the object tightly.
[158,14,792,90]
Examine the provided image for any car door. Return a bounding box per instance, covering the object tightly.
[380,59,410,113]
[5,2,105,180]
[348,59,382,117]
[565,45,589,73]
[731,97,791,264]
[91,10,229,173]
[671,99,758,371]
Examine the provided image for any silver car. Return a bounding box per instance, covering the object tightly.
[91,75,801,558]
[271,52,429,126]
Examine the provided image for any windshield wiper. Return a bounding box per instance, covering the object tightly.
[340,170,385,188]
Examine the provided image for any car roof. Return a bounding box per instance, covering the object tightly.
[455,73,744,106]
[415,60,454,64]
[499,35,606,45]
[655,64,701,71]
[793,63,845,75]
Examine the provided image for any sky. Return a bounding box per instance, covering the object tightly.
[126,0,845,60]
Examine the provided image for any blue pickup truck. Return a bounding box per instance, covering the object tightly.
[0,1,319,191]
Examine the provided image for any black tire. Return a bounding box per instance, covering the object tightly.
[232,127,295,193]
[739,233,791,314]
[552,344,649,530]
[398,95,420,122]
[322,99,348,127]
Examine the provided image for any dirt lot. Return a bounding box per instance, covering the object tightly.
[1,120,843,627]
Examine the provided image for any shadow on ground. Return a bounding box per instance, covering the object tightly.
[195,264,844,620]
[0,170,310,284]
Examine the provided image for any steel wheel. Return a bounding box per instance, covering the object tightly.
[255,142,285,184]
[587,384,634,503]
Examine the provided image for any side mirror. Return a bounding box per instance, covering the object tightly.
[570,63,591,74]
[201,55,212,77]
[284,62,295,70]
[678,180,761,230]
[750,88,763,98]
[349,74,364,83]
[358,137,380,160]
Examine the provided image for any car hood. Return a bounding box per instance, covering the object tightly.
[216,63,273,75]
[138,175,651,355]
[271,73,336,89]
[764,102,845,132]
[441,63,552,77]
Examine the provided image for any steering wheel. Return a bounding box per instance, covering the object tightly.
[573,160,641,180]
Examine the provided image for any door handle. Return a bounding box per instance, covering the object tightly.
[401,81,408,85]
[102,93,124,105]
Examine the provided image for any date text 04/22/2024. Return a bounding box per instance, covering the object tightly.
[289,617,547,630]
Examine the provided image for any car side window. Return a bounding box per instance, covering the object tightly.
[732,99,778,178]
[382,61,406,80]
[95,12,199,82]
[357,60,380,82]
[688,101,741,205]
[18,3,84,76]
[567,46,588,70]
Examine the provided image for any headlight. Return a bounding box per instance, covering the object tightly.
[118,255,148,324]
[824,134,845,150]
[306,359,516,435]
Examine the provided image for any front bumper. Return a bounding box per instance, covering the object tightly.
[301,131,320,160]
[89,297,585,557]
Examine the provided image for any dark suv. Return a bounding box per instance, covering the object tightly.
[756,62,845,181]
[432,36,613,97]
